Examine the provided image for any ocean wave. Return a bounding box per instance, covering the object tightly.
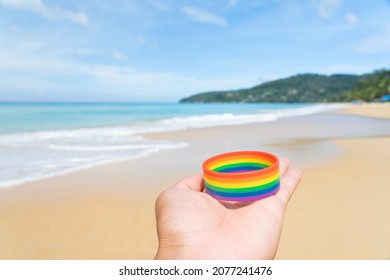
[0,103,343,188]
[48,143,184,151]
[0,141,188,188]
[141,103,344,132]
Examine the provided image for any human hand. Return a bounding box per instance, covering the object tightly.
[154,157,302,259]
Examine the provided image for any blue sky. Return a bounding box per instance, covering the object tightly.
[0,0,389,102]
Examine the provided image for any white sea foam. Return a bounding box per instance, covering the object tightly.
[121,103,343,133]
[0,140,188,188]
[0,103,343,188]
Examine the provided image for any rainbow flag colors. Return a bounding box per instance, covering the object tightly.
[202,151,280,202]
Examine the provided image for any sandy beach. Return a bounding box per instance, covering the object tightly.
[0,104,389,260]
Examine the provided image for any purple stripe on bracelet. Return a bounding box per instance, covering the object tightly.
[206,186,280,203]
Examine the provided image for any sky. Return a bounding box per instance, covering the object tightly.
[0,0,389,102]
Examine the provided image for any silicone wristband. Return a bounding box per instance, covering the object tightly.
[202,151,280,202]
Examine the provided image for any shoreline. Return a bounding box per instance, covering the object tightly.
[0,103,389,259]
[1,102,388,190]
[0,100,347,189]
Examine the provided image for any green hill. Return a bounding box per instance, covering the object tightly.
[180,70,390,103]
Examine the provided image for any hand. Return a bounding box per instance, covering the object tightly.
[154,157,302,259]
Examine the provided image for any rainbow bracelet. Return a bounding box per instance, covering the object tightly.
[202,151,280,203]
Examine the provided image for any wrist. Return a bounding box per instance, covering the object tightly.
[154,244,196,260]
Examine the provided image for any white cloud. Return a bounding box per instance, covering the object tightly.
[312,0,342,18]
[52,48,129,61]
[182,7,227,27]
[228,0,239,7]
[0,0,89,25]
[55,48,103,57]
[87,66,179,87]
[86,65,252,96]
[0,47,254,100]
[135,35,158,49]
[17,40,47,51]
[148,0,169,11]
[111,51,128,60]
[345,12,358,25]
[0,49,88,74]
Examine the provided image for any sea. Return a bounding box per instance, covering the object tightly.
[0,102,342,187]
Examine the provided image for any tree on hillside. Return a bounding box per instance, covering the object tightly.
[346,70,390,101]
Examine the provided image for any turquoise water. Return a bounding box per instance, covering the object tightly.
[0,102,341,187]
[0,102,313,134]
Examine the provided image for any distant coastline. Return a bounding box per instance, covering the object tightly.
[180,69,390,103]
